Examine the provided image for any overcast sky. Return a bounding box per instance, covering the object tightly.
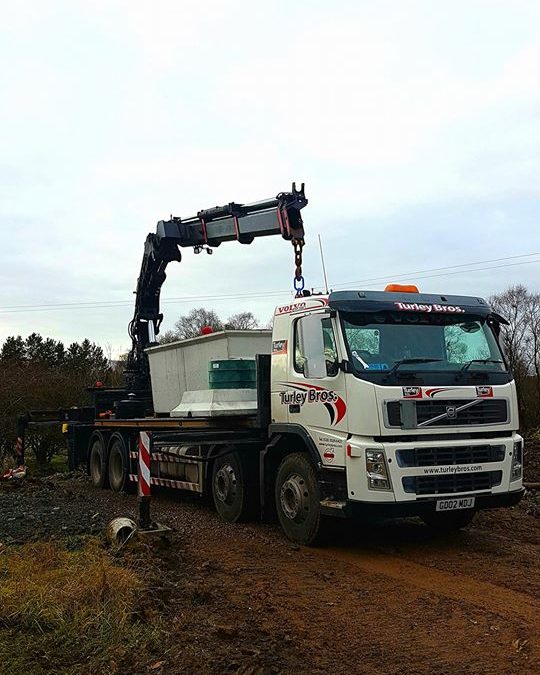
[1,0,539,356]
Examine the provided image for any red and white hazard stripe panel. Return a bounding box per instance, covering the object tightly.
[138,431,151,498]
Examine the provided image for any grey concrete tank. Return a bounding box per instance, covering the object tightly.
[145,330,272,413]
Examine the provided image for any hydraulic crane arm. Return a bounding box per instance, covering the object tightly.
[125,183,308,392]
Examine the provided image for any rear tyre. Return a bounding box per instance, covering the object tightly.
[108,435,131,493]
[421,509,475,532]
[275,452,324,546]
[88,433,109,489]
[212,451,258,523]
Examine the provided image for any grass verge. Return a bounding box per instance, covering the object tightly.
[0,538,162,675]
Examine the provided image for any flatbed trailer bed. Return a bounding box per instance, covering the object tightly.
[93,415,260,430]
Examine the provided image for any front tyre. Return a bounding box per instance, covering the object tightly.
[421,509,475,532]
[275,452,324,546]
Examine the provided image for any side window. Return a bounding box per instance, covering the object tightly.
[294,324,306,373]
[322,318,338,376]
[294,317,338,377]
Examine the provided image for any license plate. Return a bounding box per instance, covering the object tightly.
[436,496,475,512]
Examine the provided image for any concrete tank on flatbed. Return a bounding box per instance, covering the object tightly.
[146,330,272,414]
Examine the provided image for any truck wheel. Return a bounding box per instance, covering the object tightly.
[108,435,131,493]
[212,451,257,523]
[275,452,324,546]
[88,433,109,489]
[421,510,475,532]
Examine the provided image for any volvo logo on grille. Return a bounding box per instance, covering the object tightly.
[415,398,484,428]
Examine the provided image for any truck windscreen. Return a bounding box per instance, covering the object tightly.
[340,311,507,379]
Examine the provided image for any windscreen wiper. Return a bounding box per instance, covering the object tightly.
[386,358,443,376]
[460,359,504,372]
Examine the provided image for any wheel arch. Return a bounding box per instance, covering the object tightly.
[267,424,321,467]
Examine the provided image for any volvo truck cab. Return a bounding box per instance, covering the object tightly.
[269,286,523,542]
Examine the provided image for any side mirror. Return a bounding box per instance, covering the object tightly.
[298,315,327,379]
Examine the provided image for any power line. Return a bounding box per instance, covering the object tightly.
[0,288,289,312]
[0,252,539,314]
[0,291,294,314]
[333,252,540,288]
[359,258,540,287]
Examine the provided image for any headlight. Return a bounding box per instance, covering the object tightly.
[366,449,391,490]
[511,440,523,481]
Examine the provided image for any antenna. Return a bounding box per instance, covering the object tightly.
[318,234,329,294]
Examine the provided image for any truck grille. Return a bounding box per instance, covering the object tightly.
[386,399,508,427]
[402,471,503,495]
[396,445,505,467]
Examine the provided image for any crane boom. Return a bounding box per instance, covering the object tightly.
[125,183,308,392]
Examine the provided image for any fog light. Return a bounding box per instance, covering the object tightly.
[366,450,391,490]
[511,440,523,481]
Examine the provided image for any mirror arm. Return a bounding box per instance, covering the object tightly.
[339,359,353,373]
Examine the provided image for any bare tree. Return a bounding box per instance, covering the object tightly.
[527,295,540,414]
[159,308,223,343]
[159,309,264,343]
[158,329,179,344]
[490,286,530,375]
[490,285,540,429]
[225,312,259,330]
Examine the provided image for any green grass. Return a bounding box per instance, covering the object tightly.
[0,539,163,675]
[49,453,69,473]
[24,452,69,476]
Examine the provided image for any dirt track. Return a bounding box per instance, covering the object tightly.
[1,476,538,674]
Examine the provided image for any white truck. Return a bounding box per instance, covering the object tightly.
[266,287,523,542]
[17,185,524,544]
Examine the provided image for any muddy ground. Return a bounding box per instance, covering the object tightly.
[1,469,538,675]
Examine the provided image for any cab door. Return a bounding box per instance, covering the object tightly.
[287,313,348,466]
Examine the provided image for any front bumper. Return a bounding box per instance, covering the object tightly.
[341,488,524,519]
[346,433,523,502]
